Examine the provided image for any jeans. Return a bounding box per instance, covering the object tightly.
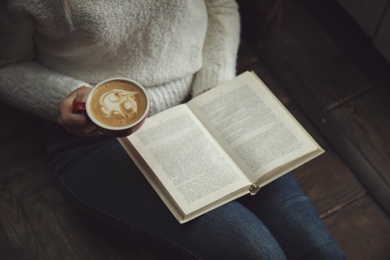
[45,122,346,259]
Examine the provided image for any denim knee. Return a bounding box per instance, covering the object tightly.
[188,201,287,260]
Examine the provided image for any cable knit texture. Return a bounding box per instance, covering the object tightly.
[0,0,240,121]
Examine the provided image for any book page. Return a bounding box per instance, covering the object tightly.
[188,72,322,184]
[127,104,252,215]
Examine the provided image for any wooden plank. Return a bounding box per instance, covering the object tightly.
[20,190,80,259]
[50,203,128,260]
[328,84,390,183]
[7,164,54,204]
[0,223,19,260]
[294,151,366,219]
[254,0,374,112]
[0,183,44,259]
[323,84,390,214]
[237,40,259,72]
[324,195,390,259]
[296,0,390,86]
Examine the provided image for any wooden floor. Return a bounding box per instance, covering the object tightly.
[1,0,389,259]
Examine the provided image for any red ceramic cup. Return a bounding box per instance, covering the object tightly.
[73,77,151,137]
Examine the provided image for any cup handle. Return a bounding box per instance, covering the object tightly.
[72,102,86,113]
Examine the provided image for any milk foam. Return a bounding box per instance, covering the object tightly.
[99,89,139,119]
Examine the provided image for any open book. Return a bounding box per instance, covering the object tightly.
[118,71,324,224]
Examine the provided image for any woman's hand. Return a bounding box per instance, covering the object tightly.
[57,86,103,136]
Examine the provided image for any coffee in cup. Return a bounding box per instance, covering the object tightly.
[73,77,151,137]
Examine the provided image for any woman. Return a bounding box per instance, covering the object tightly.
[0,0,345,259]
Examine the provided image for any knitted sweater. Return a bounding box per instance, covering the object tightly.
[0,0,240,121]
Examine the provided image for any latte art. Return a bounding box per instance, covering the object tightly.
[99,89,139,120]
[88,80,148,128]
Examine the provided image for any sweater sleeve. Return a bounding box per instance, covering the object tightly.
[0,8,90,121]
[191,0,241,97]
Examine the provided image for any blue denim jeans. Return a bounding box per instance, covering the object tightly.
[45,122,346,259]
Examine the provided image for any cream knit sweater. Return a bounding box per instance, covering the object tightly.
[0,0,240,121]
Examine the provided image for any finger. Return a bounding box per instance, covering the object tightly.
[58,97,89,126]
[58,107,89,126]
[58,86,92,126]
